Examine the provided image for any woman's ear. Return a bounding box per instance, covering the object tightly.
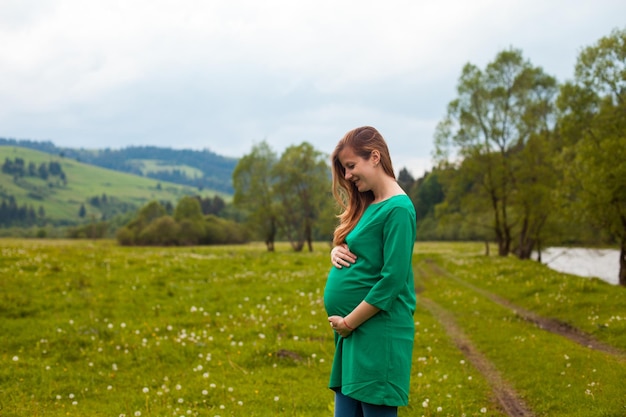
[371,150,381,166]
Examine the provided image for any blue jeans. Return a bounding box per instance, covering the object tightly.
[334,391,398,417]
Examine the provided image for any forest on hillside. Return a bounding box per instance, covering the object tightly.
[0,139,237,193]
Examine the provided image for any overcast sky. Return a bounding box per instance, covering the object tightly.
[1,0,624,177]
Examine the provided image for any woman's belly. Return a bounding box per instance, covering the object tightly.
[323,266,374,316]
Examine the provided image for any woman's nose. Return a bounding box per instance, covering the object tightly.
[344,171,352,180]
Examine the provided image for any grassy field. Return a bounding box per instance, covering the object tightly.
[1,240,624,416]
[127,159,205,178]
[0,146,227,222]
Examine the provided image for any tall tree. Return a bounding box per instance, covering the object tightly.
[397,167,415,193]
[232,141,278,251]
[556,28,626,285]
[272,142,330,252]
[408,169,445,240]
[434,48,557,256]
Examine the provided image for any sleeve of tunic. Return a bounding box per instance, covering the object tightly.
[363,204,415,311]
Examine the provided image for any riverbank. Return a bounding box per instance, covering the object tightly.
[536,247,620,285]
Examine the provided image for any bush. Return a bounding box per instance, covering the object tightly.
[116,200,249,246]
[137,216,180,246]
[116,226,135,246]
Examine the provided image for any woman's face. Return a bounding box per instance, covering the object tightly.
[337,146,379,193]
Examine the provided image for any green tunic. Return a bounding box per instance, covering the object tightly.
[324,194,416,406]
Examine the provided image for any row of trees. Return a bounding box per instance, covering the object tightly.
[116,196,247,246]
[429,28,625,285]
[231,28,624,285]
[0,196,45,227]
[232,142,333,252]
[2,158,66,182]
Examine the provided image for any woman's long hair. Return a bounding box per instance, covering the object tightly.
[331,126,395,246]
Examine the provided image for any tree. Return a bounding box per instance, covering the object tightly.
[232,141,278,251]
[174,196,205,245]
[409,170,445,240]
[38,163,48,180]
[511,131,558,259]
[397,167,415,193]
[556,28,626,285]
[272,142,331,252]
[434,48,558,256]
[174,196,204,222]
[78,203,86,218]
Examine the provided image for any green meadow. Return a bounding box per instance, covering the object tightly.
[127,159,205,178]
[1,240,624,416]
[0,146,227,222]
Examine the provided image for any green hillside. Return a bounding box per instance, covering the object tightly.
[0,138,237,193]
[0,146,229,225]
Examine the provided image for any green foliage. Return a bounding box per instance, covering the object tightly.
[434,48,558,257]
[66,221,110,239]
[232,141,279,250]
[233,141,333,251]
[272,142,331,252]
[174,196,204,222]
[117,200,248,246]
[556,27,626,284]
[426,27,625,279]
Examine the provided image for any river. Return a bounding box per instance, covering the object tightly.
[535,247,620,286]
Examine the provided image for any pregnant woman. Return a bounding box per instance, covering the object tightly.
[324,126,417,417]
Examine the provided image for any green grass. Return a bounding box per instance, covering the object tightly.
[127,159,205,178]
[0,146,228,223]
[1,240,624,416]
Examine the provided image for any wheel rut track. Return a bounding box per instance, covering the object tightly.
[414,257,626,417]
[422,258,626,358]
[417,295,535,417]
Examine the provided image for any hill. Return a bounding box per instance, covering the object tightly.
[0,138,237,194]
[0,145,229,227]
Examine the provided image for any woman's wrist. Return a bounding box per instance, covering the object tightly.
[343,317,355,331]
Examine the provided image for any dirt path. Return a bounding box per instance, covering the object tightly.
[418,295,535,417]
[414,257,626,417]
[423,259,626,358]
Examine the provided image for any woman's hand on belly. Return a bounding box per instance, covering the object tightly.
[330,243,357,269]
